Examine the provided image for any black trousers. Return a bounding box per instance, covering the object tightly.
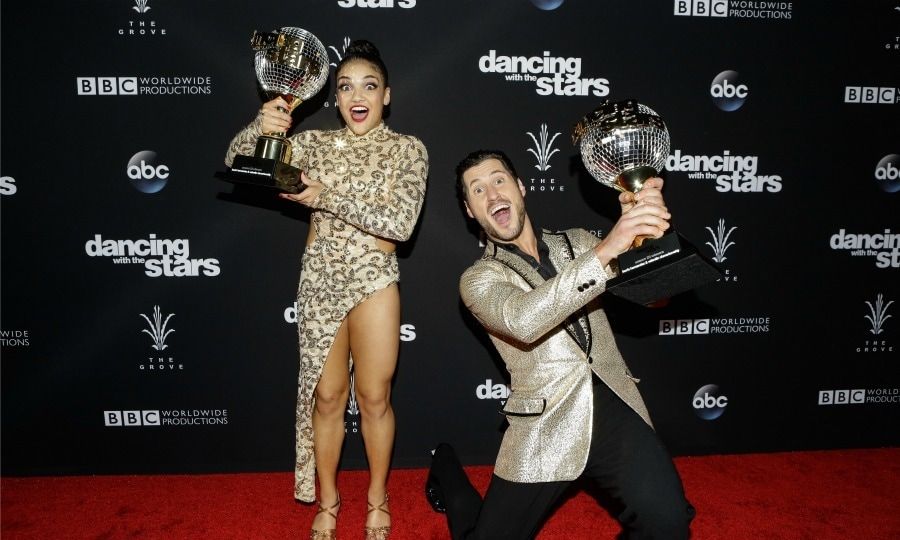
[431,378,695,540]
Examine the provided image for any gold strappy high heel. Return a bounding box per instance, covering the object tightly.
[364,492,391,540]
[310,494,340,540]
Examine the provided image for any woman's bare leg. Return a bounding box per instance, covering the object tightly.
[348,284,400,530]
[311,317,351,531]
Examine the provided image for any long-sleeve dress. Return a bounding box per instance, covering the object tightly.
[226,117,428,502]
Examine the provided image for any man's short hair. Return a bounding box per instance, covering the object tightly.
[455,149,519,204]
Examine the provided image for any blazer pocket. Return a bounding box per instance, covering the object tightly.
[501,397,546,417]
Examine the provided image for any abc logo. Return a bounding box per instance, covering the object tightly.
[692,384,728,420]
[127,150,169,193]
[874,154,900,193]
[710,70,749,111]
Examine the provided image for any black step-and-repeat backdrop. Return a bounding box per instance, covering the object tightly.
[2,1,898,477]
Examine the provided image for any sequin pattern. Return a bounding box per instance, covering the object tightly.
[226,119,428,502]
[459,229,651,483]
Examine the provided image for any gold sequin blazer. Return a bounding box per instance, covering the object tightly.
[459,228,653,484]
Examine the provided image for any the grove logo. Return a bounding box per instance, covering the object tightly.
[865,293,894,336]
[710,70,748,111]
[140,305,174,350]
[119,0,167,37]
[693,384,728,420]
[858,293,894,354]
[139,305,182,371]
[705,218,737,263]
[525,123,564,192]
[128,150,169,193]
[875,154,900,193]
[0,175,16,196]
[704,218,738,283]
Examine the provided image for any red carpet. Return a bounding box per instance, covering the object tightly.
[2,448,898,539]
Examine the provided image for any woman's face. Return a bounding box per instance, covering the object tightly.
[335,59,391,136]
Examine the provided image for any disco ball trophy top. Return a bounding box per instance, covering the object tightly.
[573,99,722,305]
[220,27,329,193]
[253,27,329,111]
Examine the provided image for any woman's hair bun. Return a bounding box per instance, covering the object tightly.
[345,40,381,59]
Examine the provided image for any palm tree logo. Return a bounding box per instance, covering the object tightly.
[132,0,151,13]
[347,368,360,416]
[140,305,174,350]
[329,37,351,68]
[705,218,737,263]
[864,294,893,335]
[526,124,561,172]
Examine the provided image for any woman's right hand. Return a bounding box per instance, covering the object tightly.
[258,97,293,134]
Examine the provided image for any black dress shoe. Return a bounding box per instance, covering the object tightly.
[425,445,450,513]
[425,470,447,513]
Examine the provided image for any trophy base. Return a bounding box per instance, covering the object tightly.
[605,233,722,305]
[216,155,305,193]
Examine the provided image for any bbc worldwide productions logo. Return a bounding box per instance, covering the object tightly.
[673,0,792,19]
[659,317,771,335]
[104,409,229,427]
[76,76,212,96]
[818,389,900,406]
[843,86,899,105]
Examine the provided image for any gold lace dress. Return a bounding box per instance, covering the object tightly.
[225,118,428,502]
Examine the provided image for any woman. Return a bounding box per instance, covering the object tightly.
[225,40,428,540]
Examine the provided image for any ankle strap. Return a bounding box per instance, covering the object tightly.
[367,492,390,517]
[316,495,341,520]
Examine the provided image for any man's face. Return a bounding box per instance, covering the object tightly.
[462,158,527,243]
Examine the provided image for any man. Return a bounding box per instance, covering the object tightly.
[427,150,694,539]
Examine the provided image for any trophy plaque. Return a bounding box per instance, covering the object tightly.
[573,99,722,305]
[219,27,329,193]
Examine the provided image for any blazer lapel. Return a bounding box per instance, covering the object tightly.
[544,231,593,355]
[485,234,591,354]
[484,240,544,290]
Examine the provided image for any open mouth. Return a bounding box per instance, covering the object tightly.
[350,106,369,123]
[490,203,511,226]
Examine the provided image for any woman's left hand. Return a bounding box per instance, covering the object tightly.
[279,171,323,207]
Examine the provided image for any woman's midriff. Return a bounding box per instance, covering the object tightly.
[305,221,397,254]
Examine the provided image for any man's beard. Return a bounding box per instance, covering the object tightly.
[479,199,526,243]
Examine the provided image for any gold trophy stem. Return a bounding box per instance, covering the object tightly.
[615,166,659,248]
[257,96,305,162]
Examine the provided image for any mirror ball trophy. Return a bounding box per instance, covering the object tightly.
[573,99,722,305]
[221,27,329,193]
